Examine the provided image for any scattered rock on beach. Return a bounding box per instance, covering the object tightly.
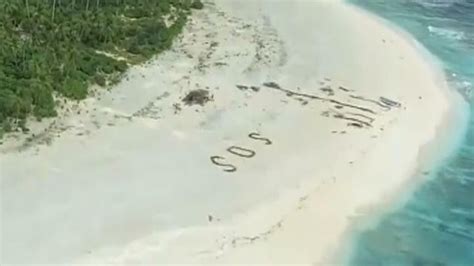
[173,103,182,114]
[263,81,281,89]
[236,84,260,92]
[320,86,334,96]
[250,86,260,92]
[236,84,249,90]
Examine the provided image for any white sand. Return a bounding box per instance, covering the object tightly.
[0,0,465,265]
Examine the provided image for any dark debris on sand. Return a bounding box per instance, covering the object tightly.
[236,84,261,92]
[263,81,282,89]
[182,89,213,106]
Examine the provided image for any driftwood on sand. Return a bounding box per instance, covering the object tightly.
[350,95,391,111]
[380,97,402,108]
[262,82,376,114]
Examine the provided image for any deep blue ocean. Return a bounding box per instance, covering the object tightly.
[347,0,474,265]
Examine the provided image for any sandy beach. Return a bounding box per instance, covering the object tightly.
[0,0,464,264]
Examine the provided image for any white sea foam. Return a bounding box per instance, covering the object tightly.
[415,0,462,8]
[428,25,467,41]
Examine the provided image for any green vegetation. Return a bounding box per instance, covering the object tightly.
[0,0,204,137]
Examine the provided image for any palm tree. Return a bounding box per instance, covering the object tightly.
[2,1,17,19]
[25,0,30,18]
[52,0,57,21]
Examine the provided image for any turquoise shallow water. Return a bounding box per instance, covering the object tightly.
[347,0,474,265]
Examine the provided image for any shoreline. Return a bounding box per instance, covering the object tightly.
[0,0,469,264]
[338,94,469,265]
[336,62,468,266]
[335,3,471,264]
[196,1,469,264]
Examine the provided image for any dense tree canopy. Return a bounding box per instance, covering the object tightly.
[0,0,203,136]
